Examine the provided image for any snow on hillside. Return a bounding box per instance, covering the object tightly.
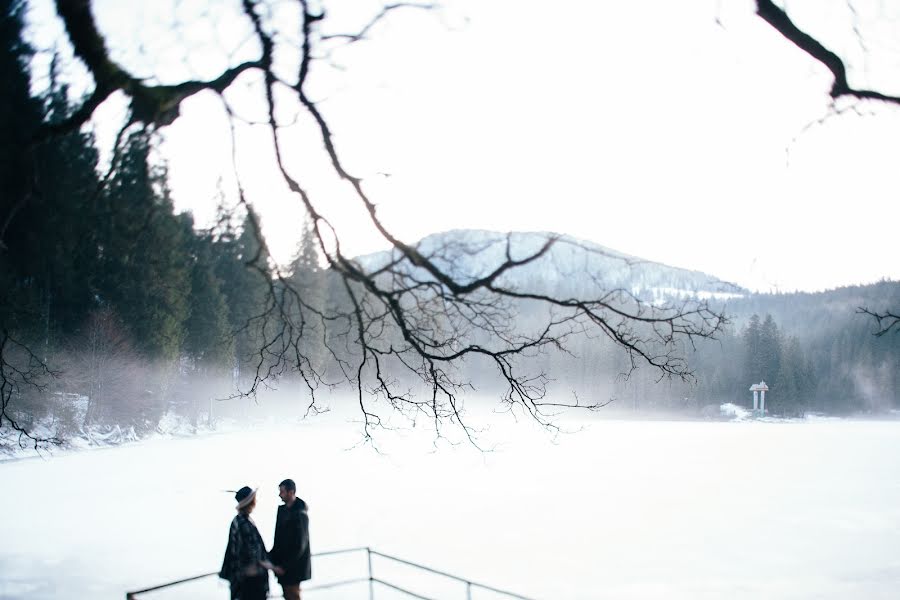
[355,229,746,303]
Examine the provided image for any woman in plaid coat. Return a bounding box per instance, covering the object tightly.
[219,487,273,600]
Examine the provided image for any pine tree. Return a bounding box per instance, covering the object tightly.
[774,336,804,415]
[0,0,39,216]
[32,58,103,341]
[97,132,191,361]
[283,216,327,377]
[212,205,272,383]
[742,314,763,394]
[759,313,782,388]
[182,215,233,371]
[0,0,44,335]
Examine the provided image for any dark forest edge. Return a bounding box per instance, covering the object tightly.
[0,0,309,449]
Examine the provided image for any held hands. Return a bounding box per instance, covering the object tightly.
[259,559,288,577]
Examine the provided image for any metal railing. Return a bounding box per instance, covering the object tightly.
[125,546,538,600]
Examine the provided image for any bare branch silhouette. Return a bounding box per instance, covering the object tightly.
[858,307,900,337]
[753,1,900,343]
[755,0,900,105]
[321,3,436,43]
[5,0,730,444]
[0,330,61,450]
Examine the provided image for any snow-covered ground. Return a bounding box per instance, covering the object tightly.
[2,411,900,600]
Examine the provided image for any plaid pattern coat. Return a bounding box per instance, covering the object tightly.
[219,513,269,594]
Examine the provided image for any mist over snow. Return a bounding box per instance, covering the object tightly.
[3,414,900,600]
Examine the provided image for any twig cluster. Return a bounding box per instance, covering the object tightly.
[7,0,737,445]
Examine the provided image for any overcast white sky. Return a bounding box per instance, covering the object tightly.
[29,0,900,292]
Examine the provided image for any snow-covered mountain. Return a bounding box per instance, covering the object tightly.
[354,229,747,303]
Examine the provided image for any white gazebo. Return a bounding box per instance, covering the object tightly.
[749,381,769,415]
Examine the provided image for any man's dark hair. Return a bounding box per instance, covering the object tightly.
[279,478,296,492]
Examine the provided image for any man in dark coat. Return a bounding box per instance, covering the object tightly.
[269,478,311,600]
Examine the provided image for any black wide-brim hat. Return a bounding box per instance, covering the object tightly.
[235,486,257,509]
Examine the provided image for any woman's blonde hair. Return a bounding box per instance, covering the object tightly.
[238,496,256,514]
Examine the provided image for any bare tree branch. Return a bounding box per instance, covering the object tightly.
[38,0,263,142]
[7,0,731,445]
[756,0,900,104]
[754,2,900,346]
[0,330,61,450]
[858,307,900,336]
[321,3,436,43]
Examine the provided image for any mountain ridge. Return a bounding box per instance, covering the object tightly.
[354,228,748,304]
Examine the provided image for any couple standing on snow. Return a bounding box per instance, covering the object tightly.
[219,479,311,600]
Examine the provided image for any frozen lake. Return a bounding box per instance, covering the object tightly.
[2,414,900,599]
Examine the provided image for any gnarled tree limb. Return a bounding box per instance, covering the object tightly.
[755,0,900,105]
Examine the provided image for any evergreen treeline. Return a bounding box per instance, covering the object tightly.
[701,284,900,415]
[0,3,325,438]
[527,283,900,416]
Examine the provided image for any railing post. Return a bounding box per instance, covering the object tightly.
[367,546,375,600]
[466,581,473,600]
